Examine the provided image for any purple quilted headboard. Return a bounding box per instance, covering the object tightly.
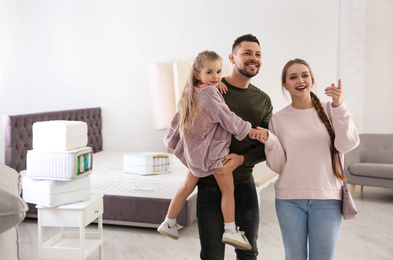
[3,107,103,173]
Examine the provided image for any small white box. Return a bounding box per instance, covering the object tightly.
[123,152,173,175]
[22,176,90,207]
[33,120,88,151]
[27,147,93,180]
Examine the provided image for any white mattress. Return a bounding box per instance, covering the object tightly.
[90,151,196,199]
[123,152,173,175]
[33,120,88,151]
[26,147,93,180]
[22,175,90,207]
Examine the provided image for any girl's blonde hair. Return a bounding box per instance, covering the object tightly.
[281,58,346,181]
[177,50,222,138]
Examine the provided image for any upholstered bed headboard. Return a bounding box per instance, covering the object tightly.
[3,107,103,173]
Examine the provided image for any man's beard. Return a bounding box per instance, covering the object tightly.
[235,65,259,78]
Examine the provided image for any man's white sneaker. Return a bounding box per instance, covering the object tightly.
[222,226,252,250]
[157,222,183,240]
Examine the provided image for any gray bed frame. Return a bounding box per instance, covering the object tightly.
[3,107,196,227]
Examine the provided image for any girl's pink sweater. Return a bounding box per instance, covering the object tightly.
[164,86,251,177]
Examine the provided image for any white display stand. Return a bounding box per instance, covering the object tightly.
[37,194,104,260]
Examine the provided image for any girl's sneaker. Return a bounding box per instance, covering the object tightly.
[157,221,183,240]
[222,226,252,250]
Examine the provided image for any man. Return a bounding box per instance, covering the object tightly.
[197,34,273,260]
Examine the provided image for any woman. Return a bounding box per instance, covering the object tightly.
[256,58,359,260]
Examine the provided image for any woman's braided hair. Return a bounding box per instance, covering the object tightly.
[282,58,346,181]
[310,92,345,181]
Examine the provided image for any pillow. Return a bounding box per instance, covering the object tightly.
[0,164,28,234]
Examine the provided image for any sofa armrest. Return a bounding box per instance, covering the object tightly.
[344,145,361,179]
[0,164,28,234]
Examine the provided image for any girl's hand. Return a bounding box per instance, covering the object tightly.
[249,127,269,143]
[216,82,228,94]
[325,79,343,107]
[249,128,258,139]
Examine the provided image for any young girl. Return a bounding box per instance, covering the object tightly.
[255,58,359,259]
[157,50,266,250]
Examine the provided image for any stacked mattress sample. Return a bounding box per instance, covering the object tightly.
[123,152,173,175]
[22,120,92,207]
[22,175,90,208]
[26,147,92,180]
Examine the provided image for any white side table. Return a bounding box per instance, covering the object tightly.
[37,194,104,260]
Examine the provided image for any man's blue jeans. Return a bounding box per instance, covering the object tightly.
[275,199,342,260]
[197,181,259,260]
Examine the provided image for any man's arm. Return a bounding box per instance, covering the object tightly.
[242,99,273,166]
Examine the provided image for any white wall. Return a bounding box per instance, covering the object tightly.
[341,0,393,134]
[0,0,390,163]
[363,0,393,133]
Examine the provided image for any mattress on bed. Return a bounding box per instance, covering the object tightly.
[90,151,197,227]
[91,151,195,199]
[22,175,90,207]
[26,147,93,180]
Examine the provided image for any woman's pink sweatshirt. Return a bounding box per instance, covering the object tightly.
[265,102,360,200]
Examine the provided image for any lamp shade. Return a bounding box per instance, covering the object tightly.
[173,62,191,105]
[148,63,177,130]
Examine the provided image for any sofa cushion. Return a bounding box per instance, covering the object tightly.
[358,134,393,164]
[349,163,393,179]
[0,163,28,234]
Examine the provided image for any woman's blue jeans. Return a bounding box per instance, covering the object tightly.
[275,199,342,260]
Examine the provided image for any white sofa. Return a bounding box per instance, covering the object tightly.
[0,163,28,260]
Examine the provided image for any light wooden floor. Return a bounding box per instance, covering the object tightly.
[18,184,393,260]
